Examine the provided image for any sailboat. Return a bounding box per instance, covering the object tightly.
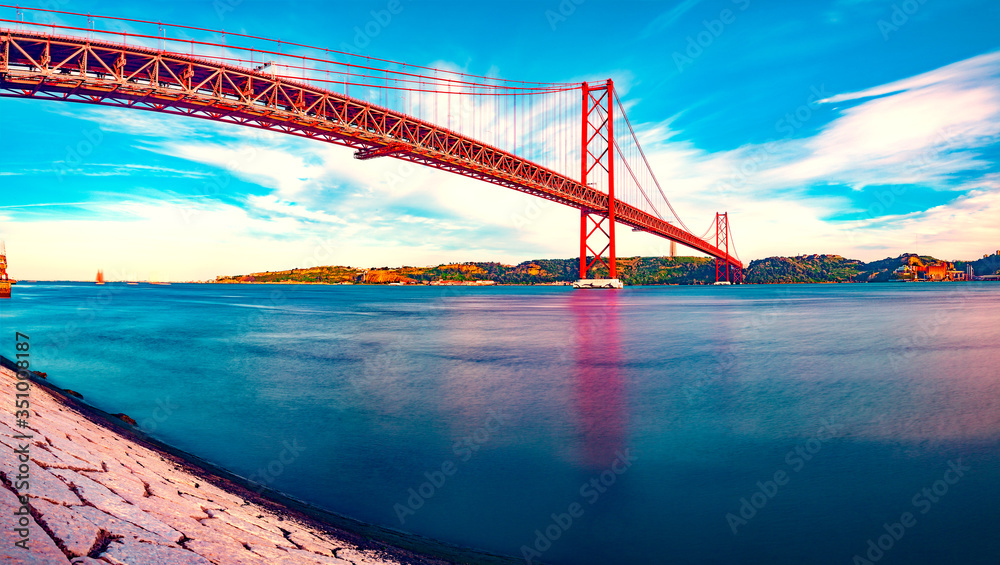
[96,269,105,285]
[0,241,11,299]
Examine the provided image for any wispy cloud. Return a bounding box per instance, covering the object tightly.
[247,194,345,224]
[615,50,1000,260]
[640,0,704,39]
[821,51,1000,104]
[767,51,1000,190]
[9,47,1000,276]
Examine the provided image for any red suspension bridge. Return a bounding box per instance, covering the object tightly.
[0,6,744,284]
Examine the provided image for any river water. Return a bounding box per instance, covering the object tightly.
[2,282,998,564]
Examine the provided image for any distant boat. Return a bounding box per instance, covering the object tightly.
[96,270,105,285]
[0,241,11,298]
[712,281,732,286]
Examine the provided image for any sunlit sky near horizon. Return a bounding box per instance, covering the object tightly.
[1,0,999,280]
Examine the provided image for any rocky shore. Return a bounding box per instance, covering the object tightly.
[0,364,496,565]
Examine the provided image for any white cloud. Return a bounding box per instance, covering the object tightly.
[623,51,1000,262]
[767,52,1000,188]
[821,51,1000,104]
[247,194,344,224]
[163,142,328,197]
[16,50,1000,278]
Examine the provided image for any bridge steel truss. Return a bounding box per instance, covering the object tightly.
[580,80,616,280]
[0,30,743,274]
[714,212,743,284]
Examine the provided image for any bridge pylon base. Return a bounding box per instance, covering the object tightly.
[572,278,624,290]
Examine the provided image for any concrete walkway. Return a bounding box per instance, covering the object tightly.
[0,365,455,565]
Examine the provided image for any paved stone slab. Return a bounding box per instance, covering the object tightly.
[281,547,353,565]
[40,432,104,470]
[72,505,177,546]
[205,508,290,547]
[174,477,246,507]
[225,504,289,536]
[337,547,408,565]
[50,469,125,508]
[81,468,149,504]
[249,543,301,562]
[288,530,341,557]
[26,442,88,471]
[0,457,82,507]
[30,498,102,558]
[0,484,70,564]
[200,517,285,552]
[184,538,270,565]
[100,538,214,565]
[51,469,182,543]
[144,477,212,511]
[134,495,209,530]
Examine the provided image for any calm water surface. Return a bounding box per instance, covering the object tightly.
[2,283,998,564]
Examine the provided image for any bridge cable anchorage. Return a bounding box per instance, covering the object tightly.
[0,6,741,274]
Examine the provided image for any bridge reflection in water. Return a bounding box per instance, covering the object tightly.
[571,292,628,469]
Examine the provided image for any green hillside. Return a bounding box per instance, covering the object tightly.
[216,256,719,285]
[215,250,1000,286]
[744,255,865,284]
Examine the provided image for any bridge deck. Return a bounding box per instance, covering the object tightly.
[0,30,741,268]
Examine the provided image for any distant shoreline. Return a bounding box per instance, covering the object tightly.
[11,279,1000,286]
[12,249,1000,286]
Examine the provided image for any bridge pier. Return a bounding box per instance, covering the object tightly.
[575,80,621,289]
[713,212,743,284]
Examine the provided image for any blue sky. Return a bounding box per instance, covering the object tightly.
[1,0,999,280]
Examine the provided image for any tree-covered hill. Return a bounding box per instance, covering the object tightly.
[216,256,719,285]
[215,250,1000,285]
[744,255,866,284]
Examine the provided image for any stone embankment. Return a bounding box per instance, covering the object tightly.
[0,365,455,565]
